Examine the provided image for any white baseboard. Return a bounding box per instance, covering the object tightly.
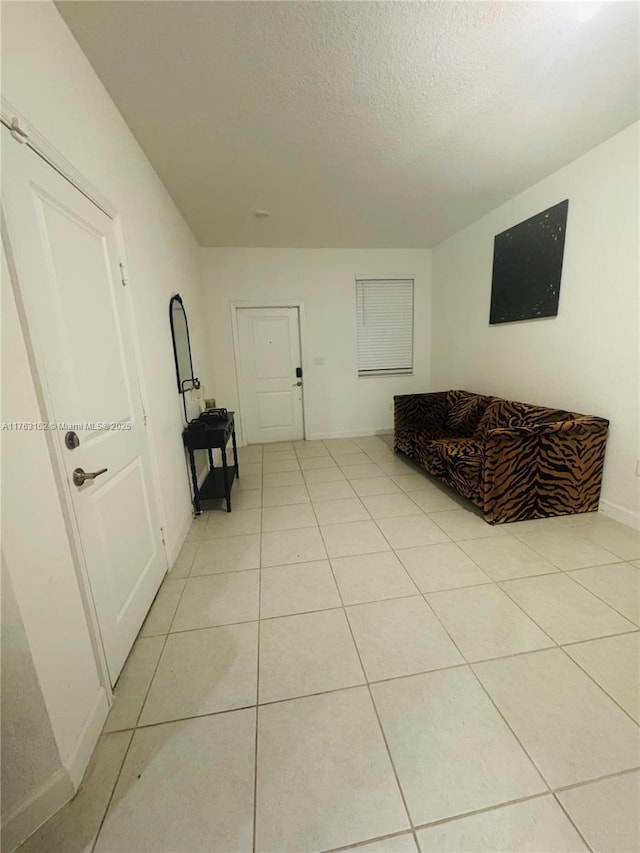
[1,687,108,852]
[168,510,193,571]
[599,499,640,531]
[306,428,393,440]
[1,768,74,853]
[65,687,109,788]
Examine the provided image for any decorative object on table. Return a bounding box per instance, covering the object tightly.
[489,199,569,324]
[190,408,229,427]
[394,390,608,524]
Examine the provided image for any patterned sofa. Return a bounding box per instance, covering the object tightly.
[394,390,609,524]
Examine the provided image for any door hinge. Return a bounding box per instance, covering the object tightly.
[142,404,148,427]
[119,262,129,287]
[160,526,166,545]
[8,116,29,144]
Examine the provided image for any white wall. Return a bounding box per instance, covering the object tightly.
[200,249,432,441]
[0,558,70,846]
[432,122,640,527]
[2,0,212,561]
[1,2,209,846]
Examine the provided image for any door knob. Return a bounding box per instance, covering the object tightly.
[73,467,108,487]
[293,381,302,387]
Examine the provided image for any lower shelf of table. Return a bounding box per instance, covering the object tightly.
[196,465,238,502]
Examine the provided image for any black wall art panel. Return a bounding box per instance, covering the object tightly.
[489,199,569,324]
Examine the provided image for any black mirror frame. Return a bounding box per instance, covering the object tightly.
[170,294,200,424]
[169,293,199,394]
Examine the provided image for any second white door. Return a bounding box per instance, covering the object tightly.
[236,307,304,444]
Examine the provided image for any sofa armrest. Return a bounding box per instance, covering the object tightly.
[394,391,450,433]
[482,417,609,524]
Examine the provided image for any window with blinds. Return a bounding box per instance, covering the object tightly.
[356,278,414,376]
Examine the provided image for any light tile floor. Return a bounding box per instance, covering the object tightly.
[21,435,640,853]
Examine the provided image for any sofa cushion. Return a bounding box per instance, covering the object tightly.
[446,395,488,435]
[475,399,521,436]
[429,438,484,500]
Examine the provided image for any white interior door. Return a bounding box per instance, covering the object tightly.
[236,307,304,444]
[2,130,167,683]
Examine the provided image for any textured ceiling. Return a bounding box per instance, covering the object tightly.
[56,1,639,248]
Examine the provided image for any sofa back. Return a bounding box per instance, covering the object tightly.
[475,397,578,437]
[444,390,491,436]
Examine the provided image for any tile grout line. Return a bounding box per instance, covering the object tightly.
[94,688,640,803]
[276,446,630,849]
[406,483,634,566]
[323,827,421,853]
[560,626,640,648]
[310,495,421,849]
[252,452,265,853]
[147,512,639,726]
[317,439,634,848]
[333,454,457,579]
[89,542,194,853]
[507,528,627,572]
[478,554,639,656]
[495,571,612,650]
[556,643,640,727]
[95,441,637,852]
[156,461,639,722]
[105,625,640,737]
[325,761,640,852]
[416,589,557,795]
[408,788,576,838]
[362,477,459,556]
[562,566,640,626]
[320,465,425,600]
[469,579,560,651]
[323,791,557,853]
[494,577,640,723]
[551,792,595,853]
[191,536,632,594]
[552,764,640,794]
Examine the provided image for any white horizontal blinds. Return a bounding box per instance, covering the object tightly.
[356,278,414,375]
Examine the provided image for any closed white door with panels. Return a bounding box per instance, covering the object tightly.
[236,307,304,444]
[3,130,167,683]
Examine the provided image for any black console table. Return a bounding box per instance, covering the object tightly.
[182,412,239,513]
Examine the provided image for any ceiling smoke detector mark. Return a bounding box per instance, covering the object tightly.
[253,210,269,218]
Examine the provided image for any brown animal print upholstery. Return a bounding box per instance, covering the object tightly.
[475,398,574,437]
[394,391,609,524]
[445,394,490,435]
[394,391,450,457]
